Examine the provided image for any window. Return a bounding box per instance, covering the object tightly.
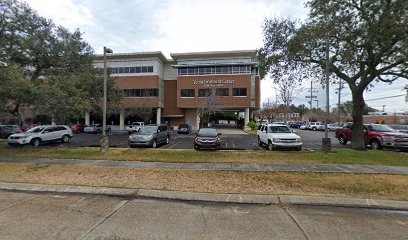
[111,66,153,74]
[130,67,135,73]
[118,67,124,74]
[147,66,153,72]
[124,67,130,73]
[141,66,148,73]
[176,65,252,76]
[124,89,158,97]
[181,89,195,97]
[199,89,212,97]
[216,88,229,97]
[232,88,247,96]
[136,67,141,73]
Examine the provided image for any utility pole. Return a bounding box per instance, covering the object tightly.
[382,105,386,112]
[337,80,342,123]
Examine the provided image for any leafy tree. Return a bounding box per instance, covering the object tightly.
[259,0,408,150]
[0,0,122,125]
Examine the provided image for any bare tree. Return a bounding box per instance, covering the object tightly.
[275,72,303,122]
[197,89,222,128]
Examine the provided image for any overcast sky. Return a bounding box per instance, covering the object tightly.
[25,0,407,112]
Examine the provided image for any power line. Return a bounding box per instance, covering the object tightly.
[365,94,406,101]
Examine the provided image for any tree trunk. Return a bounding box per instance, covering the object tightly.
[351,90,366,150]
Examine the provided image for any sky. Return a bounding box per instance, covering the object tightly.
[25,0,408,112]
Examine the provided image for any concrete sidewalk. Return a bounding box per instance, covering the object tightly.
[1,157,408,175]
[1,182,408,211]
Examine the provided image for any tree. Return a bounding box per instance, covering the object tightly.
[197,90,222,128]
[0,0,122,125]
[259,0,408,150]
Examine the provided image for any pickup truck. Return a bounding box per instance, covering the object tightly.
[126,122,144,134]
[257,124,302,151]
[335,123,408,150]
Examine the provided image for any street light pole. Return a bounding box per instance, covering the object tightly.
[322,44,331,153]
[100,46,113,153]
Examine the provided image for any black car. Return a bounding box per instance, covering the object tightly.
[177,124,192,134]
[0,125,21,139]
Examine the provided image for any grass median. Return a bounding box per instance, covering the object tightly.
[1,144,408,166]
[1,162,407,201]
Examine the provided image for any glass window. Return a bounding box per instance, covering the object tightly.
[216,88,229,97]
[198,128,218,137]
[124,67,130,73]
[129,67,135,73]
[181,89,195,97]
[179,68,188,75]
[232,88,247,96]
[233,66,240,74]
[199,89,212,97]
[148,66,153,72]
[269,126,291,133]
[136,67,141,73]
[141,66,148,72]
[118,67,124,74]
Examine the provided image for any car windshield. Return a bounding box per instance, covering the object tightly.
[139,126,157,134]
[27,127,45,133]
[269,126,292,133]
[198,128,218,136]
[367,125,396,132]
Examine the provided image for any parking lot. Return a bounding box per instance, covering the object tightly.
[29,128,345,150]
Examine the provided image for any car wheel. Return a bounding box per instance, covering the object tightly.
[152,140,157,148]
[61,134,70,143]
[268,141,274,151]
[338,135,348,145]
[371,139,382,150]
[312,127,317,131]
[257,137,262,146]
[31,138,40,147]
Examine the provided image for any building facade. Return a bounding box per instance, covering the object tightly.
[91,50,261,130]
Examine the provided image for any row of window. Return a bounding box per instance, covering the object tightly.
[123,89,159,97]
[112,66,154,74]
[177,65,259,76]
[180,88,247,97]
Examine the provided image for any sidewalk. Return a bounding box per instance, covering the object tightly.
[1,182,408,210]
[1,157,408,175]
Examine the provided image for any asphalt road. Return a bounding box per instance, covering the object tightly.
[45,128,344,150]
[1,190,407,240]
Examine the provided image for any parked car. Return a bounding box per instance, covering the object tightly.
[299,124,309,130]
[309,122,325,131]
[327,123,343,131]
[194,128,221,150]
[177,124,192,134]
[289,121,306,128]
[257,124,302,151]
[8,125,73,147]
[84,124,111,134]
[389,125,408,134]
[0,125,21,138]
[335,123,408,150]
[71,123,87,134]
[126,122,144,134]
[128,124,170,148]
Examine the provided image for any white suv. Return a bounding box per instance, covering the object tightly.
[309,122,324,131]
[8,125,73,147]
[257,124,302,151]
[126,122,144,134]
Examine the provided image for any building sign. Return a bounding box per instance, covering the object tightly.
[193,80,235,87]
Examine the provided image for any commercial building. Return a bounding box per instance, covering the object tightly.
[91,50,261,130]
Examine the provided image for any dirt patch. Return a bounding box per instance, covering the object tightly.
[1,163,408,201]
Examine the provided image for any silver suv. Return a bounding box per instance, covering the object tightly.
[8,125,73,146]
[128,124,170,148]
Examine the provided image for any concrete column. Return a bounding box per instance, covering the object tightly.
[156,108,161,124]
[119,110,125,130]
[196,109,200,130]
[244,107,250,130]
[85,111,90,126]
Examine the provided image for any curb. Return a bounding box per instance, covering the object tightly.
[1,182,408,210]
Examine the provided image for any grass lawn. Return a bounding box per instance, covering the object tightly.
[1,162,407,201]
[1,144,407,166]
